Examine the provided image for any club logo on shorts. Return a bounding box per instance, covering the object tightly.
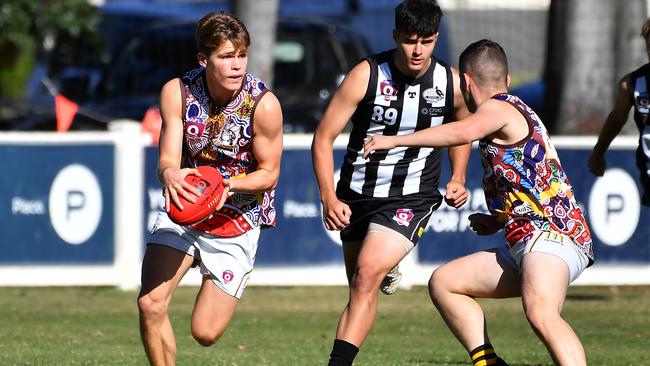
[222,270,235,284]
[380,80,399,101]
[393,208,414,226]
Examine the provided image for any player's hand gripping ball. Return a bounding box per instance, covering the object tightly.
[168,166,225,225]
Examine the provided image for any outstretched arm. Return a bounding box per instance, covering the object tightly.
[588,75,633,176]
[363,100,508,156]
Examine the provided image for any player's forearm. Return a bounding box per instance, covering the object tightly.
[311,138,337,202]
[156,159,180,184]
[448,143,471,184]
[314,164,337,202]
[593,113,627,155]
[228,168,279,193]
[394,125,471,148]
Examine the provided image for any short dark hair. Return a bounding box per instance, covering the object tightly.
[196,12,250,56]
[458,39,509,87]
[394,0,442,37]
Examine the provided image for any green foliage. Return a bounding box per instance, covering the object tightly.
[0,0,101,96]
[0,285,649,365]
[0,42,34,97]
[0,0,100,49]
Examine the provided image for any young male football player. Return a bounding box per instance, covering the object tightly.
[312,1,471,364]
[589,17,650,206]
[138,12,282,365]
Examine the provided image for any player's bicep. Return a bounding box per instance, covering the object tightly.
[252,92,283,181]
[610,76,633,121]
[316,61,371,140]
[158,79,184,168]
[452,106,506,142]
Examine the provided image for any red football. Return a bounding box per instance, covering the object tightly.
[168,166,225,226]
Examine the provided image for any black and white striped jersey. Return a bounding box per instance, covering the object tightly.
[627,63,650,176]
[337,50,455,198]
[628,63,650,131]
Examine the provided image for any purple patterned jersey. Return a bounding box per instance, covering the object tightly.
[179,68,276,235]
[479,93,593,264]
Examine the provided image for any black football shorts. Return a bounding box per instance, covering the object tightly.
[337,188,442,245]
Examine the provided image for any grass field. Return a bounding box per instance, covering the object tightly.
[0,285,649,365]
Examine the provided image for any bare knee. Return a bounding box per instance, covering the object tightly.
[524,307,547,332]
[137,293,167,321]
[351,265,384,295]
[523,301,560,332]
[428,267,443,294]
[191,326,225,347]
[428,266,454,301]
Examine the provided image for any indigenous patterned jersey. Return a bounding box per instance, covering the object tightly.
[479,94,593,264]
[179,68,276,236]
[337,51,454,198]
[627,63,650,179]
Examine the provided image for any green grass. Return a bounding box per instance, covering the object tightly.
[0,285,648,365]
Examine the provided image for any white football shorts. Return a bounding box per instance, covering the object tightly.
[148,211,260,299]
[498,229,590,283]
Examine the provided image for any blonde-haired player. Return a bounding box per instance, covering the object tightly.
[138,12,282,365]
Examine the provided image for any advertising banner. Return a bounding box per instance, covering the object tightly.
[142,142,650,267]
[0,145,115,264]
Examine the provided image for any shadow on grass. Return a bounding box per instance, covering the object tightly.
[565,294,609,301]
[406,358,551,366]
[404,359,465,365]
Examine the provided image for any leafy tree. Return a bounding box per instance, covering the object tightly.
[0,0,100,97]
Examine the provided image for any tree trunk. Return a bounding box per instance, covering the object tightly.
[616,0,647,78]
[544,0,647,135]
[541,0,568,132]
[615,0,647,135]
[232,0,279,89]
[556,0,618,134]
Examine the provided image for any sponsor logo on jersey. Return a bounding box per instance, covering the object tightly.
[423,86,444,104]
[393,208,414,226]
[380,80,399,101]
[421,107,445,116]
[222,270,235,284]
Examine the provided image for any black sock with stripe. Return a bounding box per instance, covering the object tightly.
[469,344,508,366]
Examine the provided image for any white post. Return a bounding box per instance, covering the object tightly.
[109,120,150,290]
